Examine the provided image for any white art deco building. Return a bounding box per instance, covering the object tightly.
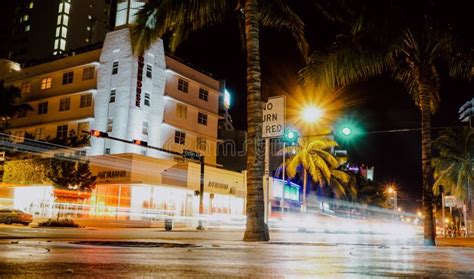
[0,3,246,221]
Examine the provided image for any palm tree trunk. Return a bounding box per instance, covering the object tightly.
[420,83,436,246]
[302,169,307,212]
[243,0,269,242]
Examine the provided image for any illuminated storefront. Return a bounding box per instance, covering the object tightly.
[89,153,246,220]
[269,178,301,212]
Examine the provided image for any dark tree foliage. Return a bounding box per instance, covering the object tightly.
[46,157,96,192]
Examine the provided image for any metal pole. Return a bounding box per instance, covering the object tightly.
[394,191,398,212]
[281,142,286,214]
[264,138,270,224]
[442,192,446,237]
[197,156,205,230]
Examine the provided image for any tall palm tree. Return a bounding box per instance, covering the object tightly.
[432,128,474,201]
[299,2,472,245]
[0,81,32,121]
[283,136,352,209]
[131,0,308,241]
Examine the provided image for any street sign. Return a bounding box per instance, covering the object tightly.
[183,149,201,161]
[262,96,285,138]
[444,195,461,208]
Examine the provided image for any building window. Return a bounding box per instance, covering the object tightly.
[199,88,209,101]
[41,77,52,89]
[21,82,31,94]
[56,124,68,139]
[177,78,188,93]
[140,149,147,156]
[17,110,27,118]
[82,66,95,80]
[38,102,48,115]
[62,71,74,85]
[59,98,71,111]
[176,103,187,119]
[144,93,150,106]
[197,137,207,151]
[24,25,31,32]
[146,64,152,78]
[109,89,116,103]
[29,2,34,9]
[105,148,111,155]
[107,118,113,133]
[34,127,44,140]
[80,94,92,108]
[23,15,29,22]
[112,61,119,75]
[77,122,89,134]
[142,121,148,136]
[174,131,185,145]
[198,112,208,126]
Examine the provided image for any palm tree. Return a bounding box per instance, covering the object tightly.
[0,80,33,121]
[131,0,308,241]
[283,136,352,210]
[299,2,472,245]
[432,128,474,202]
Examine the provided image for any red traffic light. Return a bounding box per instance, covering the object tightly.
[89,130,108,138]
[133,139,148,147]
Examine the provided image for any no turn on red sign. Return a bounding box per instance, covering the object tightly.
[262,96,285,138]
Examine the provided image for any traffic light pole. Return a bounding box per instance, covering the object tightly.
[281,141,286,214]
[197,155,205,230]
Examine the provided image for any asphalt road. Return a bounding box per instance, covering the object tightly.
[1,224,474,278]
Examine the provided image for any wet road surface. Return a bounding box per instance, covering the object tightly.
[1,225,473,278]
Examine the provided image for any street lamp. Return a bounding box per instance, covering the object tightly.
[301,105,324,124]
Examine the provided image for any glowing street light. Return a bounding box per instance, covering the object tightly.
[301,105,324,123]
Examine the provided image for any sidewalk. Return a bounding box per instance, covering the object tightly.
[437,237,474,247]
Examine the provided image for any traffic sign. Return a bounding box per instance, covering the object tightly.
[262,96,285,138]
[444,195,461,208]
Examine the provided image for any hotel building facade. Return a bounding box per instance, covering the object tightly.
[0,24,247,221]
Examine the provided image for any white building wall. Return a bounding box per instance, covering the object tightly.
[91,28,166,157]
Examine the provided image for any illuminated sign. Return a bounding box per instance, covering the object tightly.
[136,55,144,107]
[224,89,231,109]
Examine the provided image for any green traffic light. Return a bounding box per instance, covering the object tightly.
[284,128,299,144]
[341,127,352,136]
[287,131,295,139]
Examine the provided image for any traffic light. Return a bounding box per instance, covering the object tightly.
[133,139,148,147]
[334,118,362,141]
[89,130,108,138]
[283,128,299,145]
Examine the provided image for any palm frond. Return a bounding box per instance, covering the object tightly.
[259,0,308,58]
[299,42,396,89]
[131,0,228,54]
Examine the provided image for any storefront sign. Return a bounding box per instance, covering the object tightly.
[262,96,285,138]
[97,170,127,180]
[136,55,144,107]
[208,181,229,191]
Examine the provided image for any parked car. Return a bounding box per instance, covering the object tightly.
[0,209,33,226]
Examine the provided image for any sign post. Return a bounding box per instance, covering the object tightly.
[0,151,5,184]
[262,96,286,223]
